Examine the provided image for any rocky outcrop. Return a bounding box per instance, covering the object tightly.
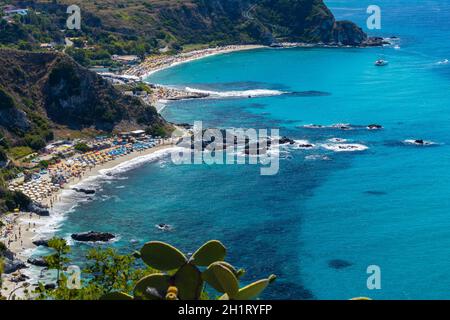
[367,124,383,130]
[10,273,30,283]
[71,231,115,242]
[72,188,96,195]
[27,257,49,268]
[27,202,50,216]
[0,49,172,144]
[167,0,370,46]
[32,239,50,247]
[4,258,27,274]
[332,21,367,46]
[279,137,296,145]
[24,0,370,48]
[0,106,31,132]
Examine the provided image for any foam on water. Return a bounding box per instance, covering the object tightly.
[185,86,287,98]
[320,143,369,152]
[99,147,183,176]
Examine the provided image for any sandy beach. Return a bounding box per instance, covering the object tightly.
[0,142,181,299]
[125,44,265,79]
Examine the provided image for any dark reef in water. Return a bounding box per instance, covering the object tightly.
[328,259,353,270]
[286,91,332,97]
[365,190,387,196]
[71,231,115,242]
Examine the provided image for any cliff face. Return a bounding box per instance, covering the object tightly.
[11,0,367,47]
[180,0,367,45]
[0,49,169,143]
[116,0,368,45]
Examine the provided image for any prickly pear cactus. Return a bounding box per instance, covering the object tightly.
[100,240,275,301]
[140,241,187,271]
[191,240,227,266]
[202,262,240,298]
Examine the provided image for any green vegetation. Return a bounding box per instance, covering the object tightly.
[0,0,366,66]
[74,143,90,153]
[0,9,63,49]
[0,241,6,255]
[0,87,15,110]
[134,82,153,95]
[107,240,275,300]
[0,165,31,213]
[35,239,275,300]
[48,62,81,96]
[8,146,33,160]
[0,147,7,163]
[38,160,49,169]
[36,238,156,300]
[1,189,31,212]
[145,124,169,138]
[44,238,71,287]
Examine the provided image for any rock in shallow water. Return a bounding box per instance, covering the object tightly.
[72,188,96,195]
[32,239,49,247]
[71,231,115,242]
[27,257,49,267]
[328,259,353,270]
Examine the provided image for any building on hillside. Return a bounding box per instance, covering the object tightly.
[40,43,56,50]
[3,5,28,16]
[112,55,141,65]
[131,130,146,138]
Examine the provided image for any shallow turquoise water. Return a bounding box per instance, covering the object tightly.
[55,1,450,299]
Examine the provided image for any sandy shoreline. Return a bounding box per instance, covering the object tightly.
[126,44,266,80]
[0,143,179,298]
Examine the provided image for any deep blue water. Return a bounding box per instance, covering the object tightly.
[53,1,450,299]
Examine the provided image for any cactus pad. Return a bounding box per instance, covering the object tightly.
[140,241,187,271]
[191,240,227,266]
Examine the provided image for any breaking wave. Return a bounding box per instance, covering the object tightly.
[185,87,287,98]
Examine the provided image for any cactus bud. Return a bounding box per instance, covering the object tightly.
[166,292,178,300]
[167,286,179,294]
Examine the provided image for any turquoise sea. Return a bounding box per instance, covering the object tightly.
[44,0,450,299]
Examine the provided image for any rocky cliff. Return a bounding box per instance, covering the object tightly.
[7,0,368,49]
[0,49,170,144]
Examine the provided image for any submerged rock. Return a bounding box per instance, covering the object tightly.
[71,231,115,242]
[73,188,96,195]
[364,190,387,196]
[27,257,49,267]
[329,259,353,270]
[367,124,383,130]
[403,139,437,146]
[279,137,296,145]
[32,239,49,247]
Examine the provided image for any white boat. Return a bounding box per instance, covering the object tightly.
[375,59,389,66]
